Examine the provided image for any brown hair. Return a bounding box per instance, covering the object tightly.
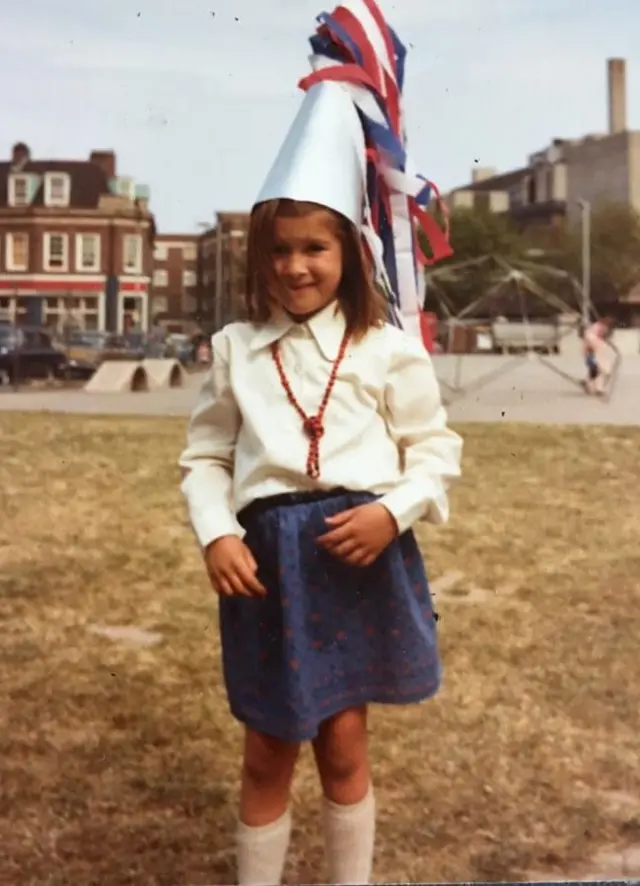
[245,199,388,340]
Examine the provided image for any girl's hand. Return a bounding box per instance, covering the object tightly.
[204,536,267,597]
[317,502,398,567]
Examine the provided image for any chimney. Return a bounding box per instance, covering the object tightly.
[11,142,30,168]
[89,150,116,180]
[607,58,627,134]
[471,166,497,184]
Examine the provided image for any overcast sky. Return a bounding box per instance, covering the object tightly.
[1,0,638,232]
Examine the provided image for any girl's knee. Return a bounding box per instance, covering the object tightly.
[313,706,369,783]
[243,727,300,787]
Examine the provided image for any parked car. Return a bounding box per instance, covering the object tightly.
[63,330,140,374]
[165,333,196,365]
[0,325,68,384]
[125,331,170,360]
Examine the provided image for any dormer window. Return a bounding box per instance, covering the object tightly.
[44,172,71,207]
[8,174,30,207]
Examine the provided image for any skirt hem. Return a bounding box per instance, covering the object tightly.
[228,683,441,742]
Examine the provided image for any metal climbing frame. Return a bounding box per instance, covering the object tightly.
[425,255,622,404]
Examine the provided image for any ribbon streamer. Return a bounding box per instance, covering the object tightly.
[299,0,453,344]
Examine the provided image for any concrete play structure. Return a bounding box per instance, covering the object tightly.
[141,358,185,390]
[83,358,185,394]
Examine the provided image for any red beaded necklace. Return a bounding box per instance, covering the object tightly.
[271,330,351,480]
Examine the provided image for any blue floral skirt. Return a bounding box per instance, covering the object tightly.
[218,489,441,742]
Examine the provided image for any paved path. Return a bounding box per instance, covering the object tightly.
[0,354,638,425]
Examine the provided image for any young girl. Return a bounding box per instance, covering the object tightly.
[582,316,615,395]
[180,5,462,884]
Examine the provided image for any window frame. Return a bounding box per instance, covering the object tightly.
[8,174,30,207]
[123,234,143,274]
[6,232,29,271]
[75,233,101,272]
[182,269,197,288]
[44,172,71,207]
[153,268,168,287]
[43,232,69,272]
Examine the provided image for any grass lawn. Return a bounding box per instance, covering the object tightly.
[1,414,639,886]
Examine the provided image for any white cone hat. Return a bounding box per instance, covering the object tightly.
[254,80,366,226]
[251,0,453,347]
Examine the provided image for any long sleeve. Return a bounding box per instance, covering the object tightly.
[379,333,463,534]
[178,330,245,548]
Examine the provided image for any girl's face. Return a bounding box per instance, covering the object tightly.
[270,209,343,316]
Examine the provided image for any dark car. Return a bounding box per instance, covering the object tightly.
[122,331,153,360]
[0,325,68,385]
[165,333,196,365]
[64,330,134,369]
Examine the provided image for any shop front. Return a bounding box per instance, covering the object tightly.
[0,293,105,333]
[0,277,149,335]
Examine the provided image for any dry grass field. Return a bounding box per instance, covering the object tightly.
[1,414,639,886]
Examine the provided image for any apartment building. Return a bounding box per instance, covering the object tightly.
[150,234,199,332]
[0,142,154,333]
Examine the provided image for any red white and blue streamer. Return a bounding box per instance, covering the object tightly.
[299,0,453,342]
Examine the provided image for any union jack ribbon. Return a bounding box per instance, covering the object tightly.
[299,0,452,341]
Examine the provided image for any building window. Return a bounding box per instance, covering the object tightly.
[182,270,197,288]
[8,175,30,207]
[153,269,168,287]
[154,243,168,261]
[44,233,68,271]
[151,295,169,314]
[44,172,71,207]
[123,234,143,274]
[6,233,29,271]
[76,234,101,272]
[183,244,197,261]
[184,294,198,312]
[45,295,100,332]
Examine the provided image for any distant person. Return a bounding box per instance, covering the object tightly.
[582,316,615,395]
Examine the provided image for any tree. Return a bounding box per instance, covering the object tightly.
[422,201,640,318]
[445,206,525,262]
[420,205,524,265]
[421,206,527,315]
[560,202,640,311]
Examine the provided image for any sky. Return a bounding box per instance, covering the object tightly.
[1,0,639,233]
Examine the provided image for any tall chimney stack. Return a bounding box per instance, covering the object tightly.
[607,58,627,134]
[89,150,116,180]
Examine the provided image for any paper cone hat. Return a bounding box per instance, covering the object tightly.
[252,0,453,347]
[255,81,366,227]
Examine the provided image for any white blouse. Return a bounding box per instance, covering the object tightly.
[179,301,463,549]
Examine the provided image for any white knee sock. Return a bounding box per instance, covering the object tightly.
[236,808,292,886]
[322,785,376,885]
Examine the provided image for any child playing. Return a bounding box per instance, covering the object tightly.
[583,316,615,395]
[180,4,462,883]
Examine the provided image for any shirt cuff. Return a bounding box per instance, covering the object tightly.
[379,480,449,535]
[188,504,246,550]
[180,470,245,549]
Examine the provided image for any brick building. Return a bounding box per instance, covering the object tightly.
[448,59,640,232]
[197,211,250,332]
[150,234,199,332]
[0,143,154,333]
[145,214,249,334]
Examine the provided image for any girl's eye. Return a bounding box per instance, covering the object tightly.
[272,245,289,256]
[308,243,326,253]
